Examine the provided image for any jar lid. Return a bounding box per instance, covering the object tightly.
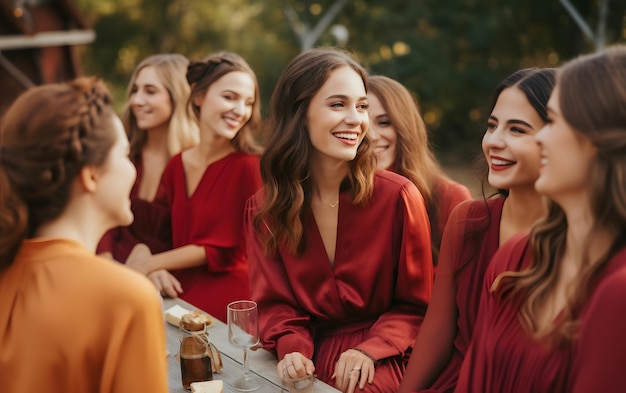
[180,311,212,331]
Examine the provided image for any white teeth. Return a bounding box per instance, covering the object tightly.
[492,158,514,166]
[540,158,548,166]
[224,118,239,127]
[333,132,358,140]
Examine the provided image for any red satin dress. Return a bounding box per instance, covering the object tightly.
[456,235,626,393]
[97,162,171,262]
[246,170,434,393]
[156,151,262,321]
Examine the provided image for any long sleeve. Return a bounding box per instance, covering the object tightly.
[356,181,433,360]
[245,195,315,360]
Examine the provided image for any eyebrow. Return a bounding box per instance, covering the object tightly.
[489,115,534,129]
[325,94,368,101]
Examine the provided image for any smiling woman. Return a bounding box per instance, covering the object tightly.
[97,53,200,263]
[245,47,434,393]
[123,51,264,323]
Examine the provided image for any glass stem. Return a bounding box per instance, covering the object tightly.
[242,347,250,381]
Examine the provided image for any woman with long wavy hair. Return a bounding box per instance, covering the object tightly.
[245,48,433,393]
[97,53,199,263]
[367,75,471,265]
[455,46,626,392]
[398,67,555,393]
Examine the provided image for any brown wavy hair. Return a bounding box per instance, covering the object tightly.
[254,48,376,256]
[368,75,450,263]
[125,54,200,164]
[0,77,117,268]
[187,51,262,154]
[492,46,626,345]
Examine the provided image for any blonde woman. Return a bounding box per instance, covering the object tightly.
[97,54,199,262]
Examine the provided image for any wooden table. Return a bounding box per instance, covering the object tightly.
[163,298,340,393]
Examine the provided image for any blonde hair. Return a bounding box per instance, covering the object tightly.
[124,54,199,163]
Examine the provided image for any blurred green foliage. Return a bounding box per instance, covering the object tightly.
[76,0,625,161]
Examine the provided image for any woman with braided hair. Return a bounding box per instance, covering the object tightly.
[0,77,168,392]
[125,51,263,321]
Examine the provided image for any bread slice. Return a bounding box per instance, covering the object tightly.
[190,380,223,393]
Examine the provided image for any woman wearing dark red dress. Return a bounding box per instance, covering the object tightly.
[97,54,199,263]
[126,52,263,322]
[245,48,433,393]
[455,46,626,393]
[398,68,555,393]
[367,75,471,265]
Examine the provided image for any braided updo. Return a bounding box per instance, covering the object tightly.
[0,77,116,267]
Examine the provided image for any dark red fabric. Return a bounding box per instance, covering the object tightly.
[416,198,505,393]
[96,163,172,263]
[455,235,626,393]
[430,177,472,249]
[246,170,433,393]
[157,152,262,322]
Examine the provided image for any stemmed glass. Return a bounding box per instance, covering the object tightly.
[227,300,263,391]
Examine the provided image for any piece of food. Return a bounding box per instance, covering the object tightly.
[164,305,213,328]
[190,380,223,393]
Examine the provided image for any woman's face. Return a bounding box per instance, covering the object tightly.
[193,71,256,141]
[535,85,597,202]
[129,66,173,132]
[94,116,137,230]
[306,66,369,163]
[367,92,398,170]
[482,86,544,191]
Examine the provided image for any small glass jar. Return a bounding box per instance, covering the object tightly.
[179,314,212,390]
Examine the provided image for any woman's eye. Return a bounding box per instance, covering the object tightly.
[511,127,526,134]
[486,123,496,131]
[330,102,344,108]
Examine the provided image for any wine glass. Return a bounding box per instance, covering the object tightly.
[227,300,263,391]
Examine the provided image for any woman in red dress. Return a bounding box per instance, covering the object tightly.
[397,68,555,393]
[455,46,626,393]
[245,48,433,393]
[97,54,199,263]
[126,52,263,322]
[367,75,471,265]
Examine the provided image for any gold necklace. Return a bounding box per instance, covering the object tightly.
[327,200,339,208]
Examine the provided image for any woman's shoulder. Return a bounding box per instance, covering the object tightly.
[446,197,504,222]
[374,168,412,187]
[590,248,626,300]
[434,176,472,199]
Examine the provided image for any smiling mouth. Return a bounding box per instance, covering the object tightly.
[374,146,389,154]
[223,117,241,128]
[333,132,358,141]
[491,158,515,167]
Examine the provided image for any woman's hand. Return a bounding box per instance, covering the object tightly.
[332,349,375,393]
[147,269,183,298]
[125,243,153,274]
[277,352,315,382]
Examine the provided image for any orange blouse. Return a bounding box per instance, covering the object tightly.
[0,238,168,393]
